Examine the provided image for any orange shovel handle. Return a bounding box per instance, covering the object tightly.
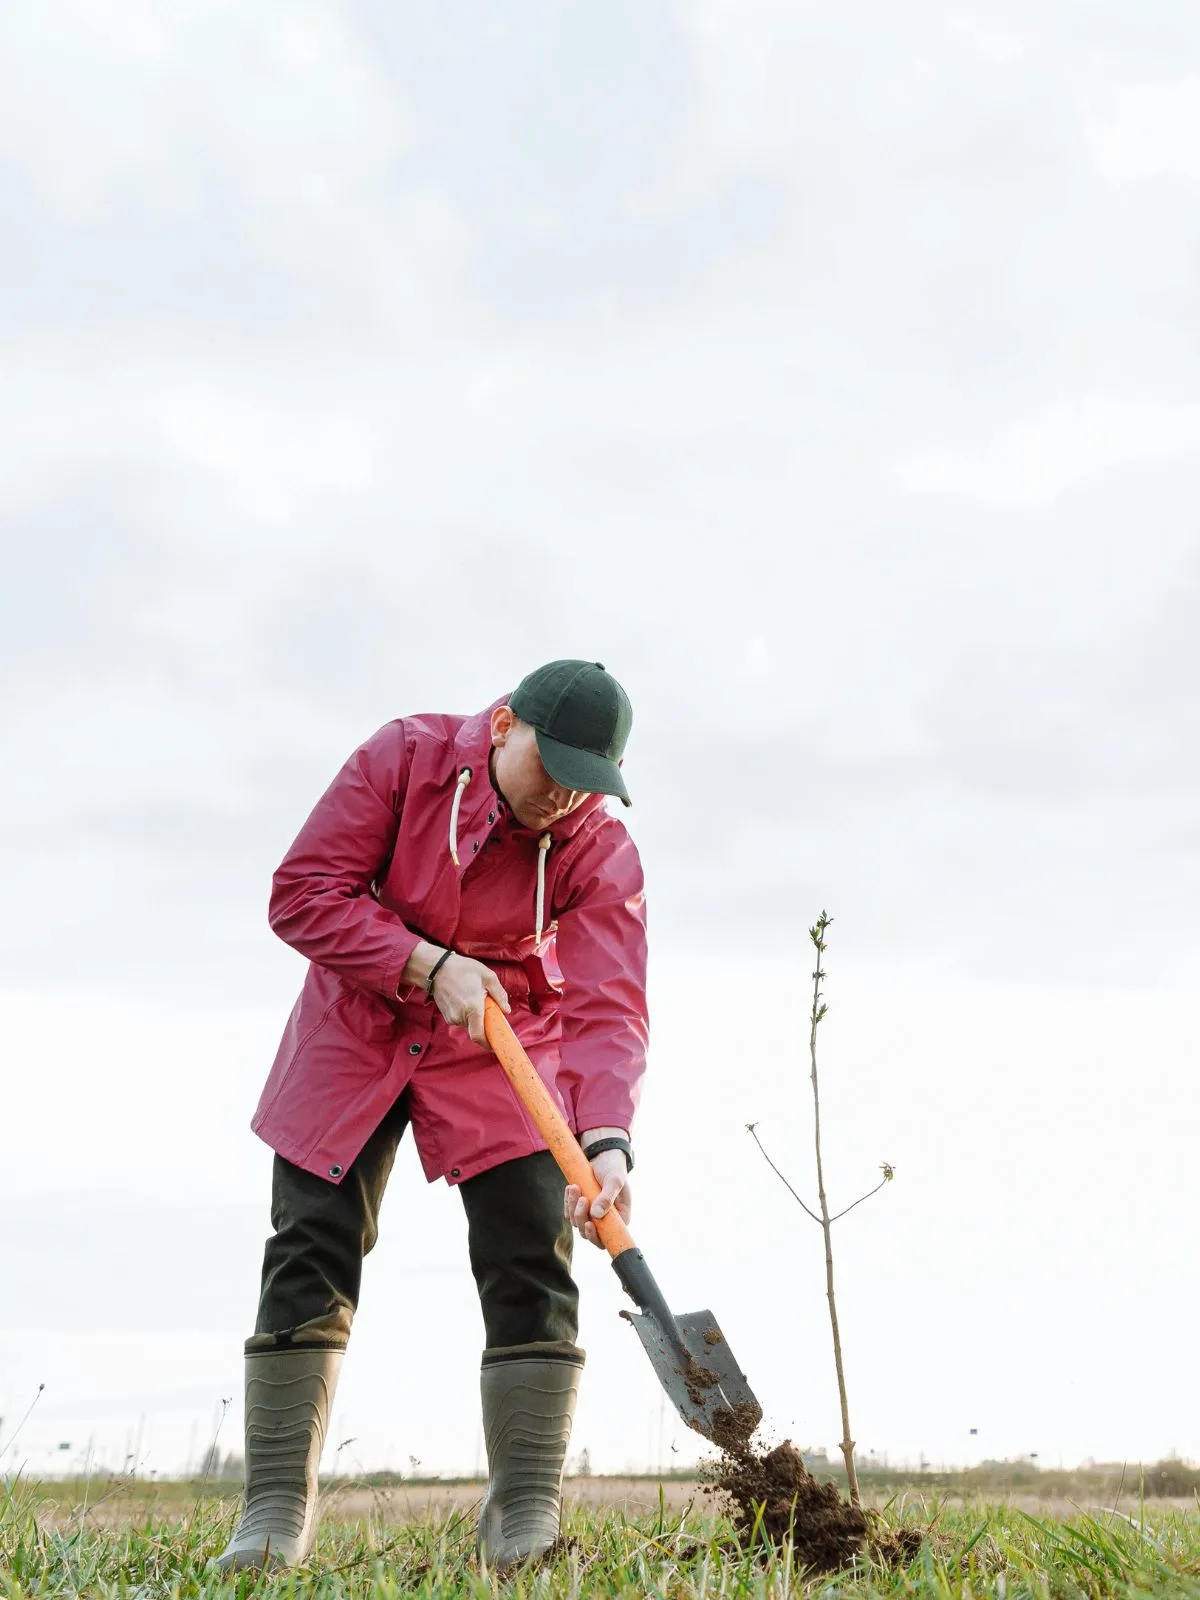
[483,996,635,1260]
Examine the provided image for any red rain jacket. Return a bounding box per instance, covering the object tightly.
[251,699,648,1186]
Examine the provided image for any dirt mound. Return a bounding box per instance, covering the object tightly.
[705,1436,869,1573]
[702,1417,938,1576]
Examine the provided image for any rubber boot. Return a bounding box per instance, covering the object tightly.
[214,1343,344,1572]
[476,1341,585,1571]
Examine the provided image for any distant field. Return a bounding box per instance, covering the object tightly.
[6,1472,1200,1596]
[21,1460,1200,1524]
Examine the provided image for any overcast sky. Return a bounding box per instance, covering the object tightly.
[3,1,1199,1482]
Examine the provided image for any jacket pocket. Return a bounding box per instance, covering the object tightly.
[335,984,401,1048]
[290,995,346,1060]
[264,987,397,1117]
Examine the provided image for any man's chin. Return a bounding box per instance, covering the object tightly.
[516,805,555,831]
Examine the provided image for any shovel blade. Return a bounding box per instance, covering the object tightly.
[623,1307,762,1445]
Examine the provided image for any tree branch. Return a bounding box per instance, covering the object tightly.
[828,1165,894,1223]
[745,1122,823,1224]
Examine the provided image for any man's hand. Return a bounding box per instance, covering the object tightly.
[401,942,509,1047]
[565,1141,632,1249]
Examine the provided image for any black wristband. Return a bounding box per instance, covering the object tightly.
[582,1136,634,1173]
[426,948,454,997]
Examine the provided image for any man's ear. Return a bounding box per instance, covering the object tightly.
[491,704,515,747]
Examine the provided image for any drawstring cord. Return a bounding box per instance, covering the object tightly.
[534,832,552,943]
[448,767,471,866]
[448,766,552,942]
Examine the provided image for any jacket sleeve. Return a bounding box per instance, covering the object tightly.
[552,821,649,1133]
[268,721,422,998]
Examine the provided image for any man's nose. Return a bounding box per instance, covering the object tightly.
[547,781,578,810]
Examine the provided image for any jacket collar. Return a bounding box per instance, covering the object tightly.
[452,698,607,841]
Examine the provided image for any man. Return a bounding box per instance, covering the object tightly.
[216,660,647,1573]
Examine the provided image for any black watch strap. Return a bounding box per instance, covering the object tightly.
[581,1135,634,1173]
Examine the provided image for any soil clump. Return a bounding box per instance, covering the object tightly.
[705,1434,868,1573]
[868,1525,929,1565]
[703,1414,935,1575]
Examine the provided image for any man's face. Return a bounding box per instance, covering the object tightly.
[490,707,590,830]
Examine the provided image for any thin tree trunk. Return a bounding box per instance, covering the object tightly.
[810,932,860,1506]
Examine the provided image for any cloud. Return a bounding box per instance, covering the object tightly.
[0,1,409,221]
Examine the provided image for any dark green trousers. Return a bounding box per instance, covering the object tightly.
[253,1093,578,1350]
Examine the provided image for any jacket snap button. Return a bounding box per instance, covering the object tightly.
[488,811,495,824]
[450,1167,461,1178]
[329,1164,343,1178]
[408,1042,422,1056]
[472,840,479,852]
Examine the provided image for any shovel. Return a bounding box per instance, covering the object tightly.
[483,996,762,1446]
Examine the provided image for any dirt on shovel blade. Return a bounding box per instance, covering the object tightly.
[703,1410,869,1574]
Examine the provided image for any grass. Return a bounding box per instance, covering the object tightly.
[4,1475,1200,1599]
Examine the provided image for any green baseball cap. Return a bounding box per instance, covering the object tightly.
[510,659,633,806]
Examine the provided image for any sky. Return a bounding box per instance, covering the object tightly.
[3,0,1199,1482]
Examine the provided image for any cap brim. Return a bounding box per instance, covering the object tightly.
[535,729,631,806]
